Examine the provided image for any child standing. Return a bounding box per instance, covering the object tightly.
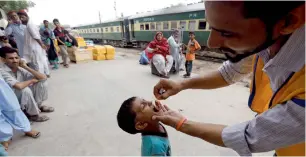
[184,32,201,78]
[117,97,171,156]
[43,31,59,70]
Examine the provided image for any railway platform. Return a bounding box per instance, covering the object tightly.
[8,51,272,156]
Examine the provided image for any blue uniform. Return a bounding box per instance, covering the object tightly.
[141,126,171,156]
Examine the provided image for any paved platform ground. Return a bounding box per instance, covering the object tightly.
[8,51,272,156]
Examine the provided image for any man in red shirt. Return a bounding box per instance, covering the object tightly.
[53,19,69,68]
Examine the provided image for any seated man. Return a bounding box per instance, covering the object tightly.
[0,47,54,122]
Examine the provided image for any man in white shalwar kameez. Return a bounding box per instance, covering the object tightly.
[17,11,50,76]
[0,47,53,122]
[167,29,185,73]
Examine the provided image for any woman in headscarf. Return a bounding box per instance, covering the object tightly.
[167,29,185,74]
[146,32,173,78]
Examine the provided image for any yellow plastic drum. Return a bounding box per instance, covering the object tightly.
[92,46,107,61]
[104,45,115,60]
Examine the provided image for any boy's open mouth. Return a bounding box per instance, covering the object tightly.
[152,102,159,112]
[153,106,159,112]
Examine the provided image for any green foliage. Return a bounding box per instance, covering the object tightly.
[0,0,35,13]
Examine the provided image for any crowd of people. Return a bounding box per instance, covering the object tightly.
[0,10,76,155]
[139,30,201,78]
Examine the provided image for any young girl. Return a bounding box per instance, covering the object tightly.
[43,31,59,69]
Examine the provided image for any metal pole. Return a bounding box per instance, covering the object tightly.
[99,11,102,24]
[99,11,103,44]
[114,0,117,18]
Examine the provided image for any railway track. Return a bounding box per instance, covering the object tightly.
[195,54,226,63]
[97,43,227,63]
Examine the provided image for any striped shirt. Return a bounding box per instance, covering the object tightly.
[5,23,26,57]
[219,25,305,156]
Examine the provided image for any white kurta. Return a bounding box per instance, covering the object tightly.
[23,20,49,74]
[167,36,185,72]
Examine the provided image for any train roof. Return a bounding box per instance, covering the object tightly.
[74,18,123,28]
[128,2,204,19]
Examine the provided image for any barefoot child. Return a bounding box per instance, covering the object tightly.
[117,97,171,156]
[184,32,201,78]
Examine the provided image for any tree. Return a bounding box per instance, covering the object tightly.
[0,0,35,13]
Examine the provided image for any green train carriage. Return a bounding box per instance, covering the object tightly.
[76,19,126,46]
[128,2,211,49]
[74,2,211,48]
[74,2,225,58]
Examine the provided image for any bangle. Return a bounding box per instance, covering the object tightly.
[176,117,187,131]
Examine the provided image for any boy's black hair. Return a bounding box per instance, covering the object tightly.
[43,20,48,23]
[0,47,18,58]
[53,18,59,24]
[63,30,69,34]
[189,31,195,35]
[117,97,140,134]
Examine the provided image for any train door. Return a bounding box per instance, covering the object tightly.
[123,19,130,42]
[129,19,135,39]
[120,21,124,38]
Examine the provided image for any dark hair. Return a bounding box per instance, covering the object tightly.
[189,31,195,35]
[53,18,59,23]
[242,1,305,27]
[7,11,16,16]
[117,97,139,134]
[17,11,28,17]
[0,47,18,58]
[43,20,48,23]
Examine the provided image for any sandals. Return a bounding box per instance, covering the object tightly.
[64,64,69,68]
[39,106,54,113]
[25,131,41,139]
[29,115,49,122]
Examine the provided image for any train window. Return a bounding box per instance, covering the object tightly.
[171,21,177,29]
[189,21,196,31]
[145,24,150,30]
[97,28,99,33]
[180,21,187,30]
[105,28,108,32]
[101,28,103,32]
[156,22,162,30]
[145,24,149,30]
[150,23,155,30]
[163,22,169,30]
[198,21,207,30]
[140,24,144,30]
[111,27,114,32]
[116,27,119,32]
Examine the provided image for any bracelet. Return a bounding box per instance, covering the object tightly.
[176,117,187,131]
